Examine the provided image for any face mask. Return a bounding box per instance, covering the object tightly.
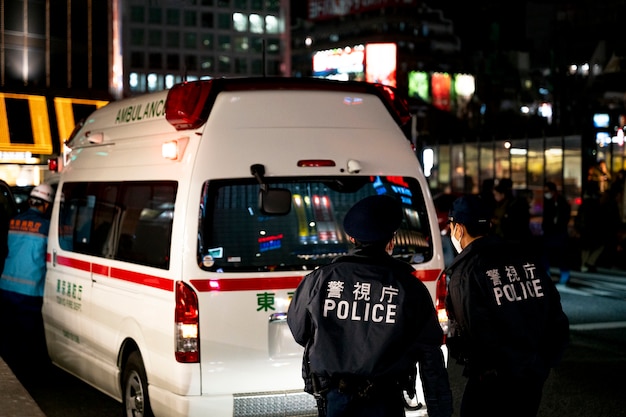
[451,225,463,254]
[544,192,553,200]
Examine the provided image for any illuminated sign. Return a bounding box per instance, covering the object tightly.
[0,93,52,154]
[593,113,610,128]
[365,43,397,87]
[0,93,108,157]
[313,45,365,81]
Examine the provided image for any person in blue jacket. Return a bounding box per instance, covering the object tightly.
[288,194,452,417]
[0,183,55,369]
[445,195,569,417]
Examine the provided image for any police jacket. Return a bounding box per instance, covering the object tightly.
[445,234,569,379]
[288,245,451,414]
[0,207,51,299]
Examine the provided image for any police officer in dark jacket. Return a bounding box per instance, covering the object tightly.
[445,195,569,417]
[288,195,452,417]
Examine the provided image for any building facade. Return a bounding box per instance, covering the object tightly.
[122,0,289,95]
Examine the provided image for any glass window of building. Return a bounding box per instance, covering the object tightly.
[251,59,263,75]
[129,72,145,92]
[130,52,144,68]
[5,1,23,31]
[184,11,197,27]
[235,57,248,74]
[148,8,162,24]
[527,137,545,204]
[201,12,214,28]
[218,56,231,73]
[148,30,162,47]
[185,55,198,71]
[465,144,479,193]
[166,31,180,48]
[201,56,214,71]
[438,145,451,191]
[235,0,248,7]
[147,73,160,92]
[166,54,179,70]
[563,135,582,207]
[479,142,495,185]
[267,0,280,12]
[217,0,231,6]
[130,29,145,46]
[495,141,511,180]
[233,13,248,32]
[201,33,214,49]
[149,53,162,69]
[544,137,564,186]
[201,0,214,5]
[265,15,280,34]
[250,0,262,10]
[451,144,469,193]
[130,6,145,23]
[266,38,280,54]
[167,9,180,25]
[249,14,264,33]
[251,37,263,53]
[234,37,249,52]
[267,58,280,75]
[184,33,198,49]
[509,138,528,189]
[218,35,231,51]
[217,13,231,29]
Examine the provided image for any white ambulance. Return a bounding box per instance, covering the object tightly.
[42,77,448,417]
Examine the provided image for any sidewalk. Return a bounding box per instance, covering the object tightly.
[0,356,45,417]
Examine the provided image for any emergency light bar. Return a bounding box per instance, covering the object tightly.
[164,77,413,131]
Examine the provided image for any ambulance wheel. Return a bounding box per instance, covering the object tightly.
[122,351,154,417]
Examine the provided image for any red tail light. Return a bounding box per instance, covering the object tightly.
[435,272,449,344]
[175,281,199,363]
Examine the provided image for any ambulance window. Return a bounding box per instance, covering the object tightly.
[198,176,434,272]
[59,181,177,269]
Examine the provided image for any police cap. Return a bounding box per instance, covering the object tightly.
[448,195,490,226]
[343,195,402,243]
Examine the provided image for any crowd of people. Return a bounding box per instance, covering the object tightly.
[472,165,626,283]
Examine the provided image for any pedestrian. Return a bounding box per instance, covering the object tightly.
[491,178,532,245]
[287,195,453,417]
[0,183,55,371]
[541,181,571,284]
[445,195,569,417]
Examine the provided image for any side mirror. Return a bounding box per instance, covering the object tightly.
[259,188,291,215]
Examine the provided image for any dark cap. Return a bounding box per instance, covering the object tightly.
[448,195,490,226]
[343,195,402,243]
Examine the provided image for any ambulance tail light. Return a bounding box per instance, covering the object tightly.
[165,81,213,130]
[435,272,449,344]
[48,157,60,173]
[175,281,200,363]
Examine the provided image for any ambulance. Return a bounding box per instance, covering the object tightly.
[42,77,448,417]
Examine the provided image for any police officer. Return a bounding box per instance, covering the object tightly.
[445,195,569,417]
[0,183,55,370]
[288,195,452,417]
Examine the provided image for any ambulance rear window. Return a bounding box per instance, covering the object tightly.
[198,176,434,272]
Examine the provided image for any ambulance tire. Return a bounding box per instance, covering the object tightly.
[122,351,154,417]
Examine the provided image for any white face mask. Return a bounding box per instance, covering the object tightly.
[544,192,553,200]
[451,224,463,254]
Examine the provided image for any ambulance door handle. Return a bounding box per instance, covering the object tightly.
[269,312,287,323]
[52,249,57,267]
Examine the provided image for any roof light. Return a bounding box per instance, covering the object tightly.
[297,159,336,167]
[165,81,213,130]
